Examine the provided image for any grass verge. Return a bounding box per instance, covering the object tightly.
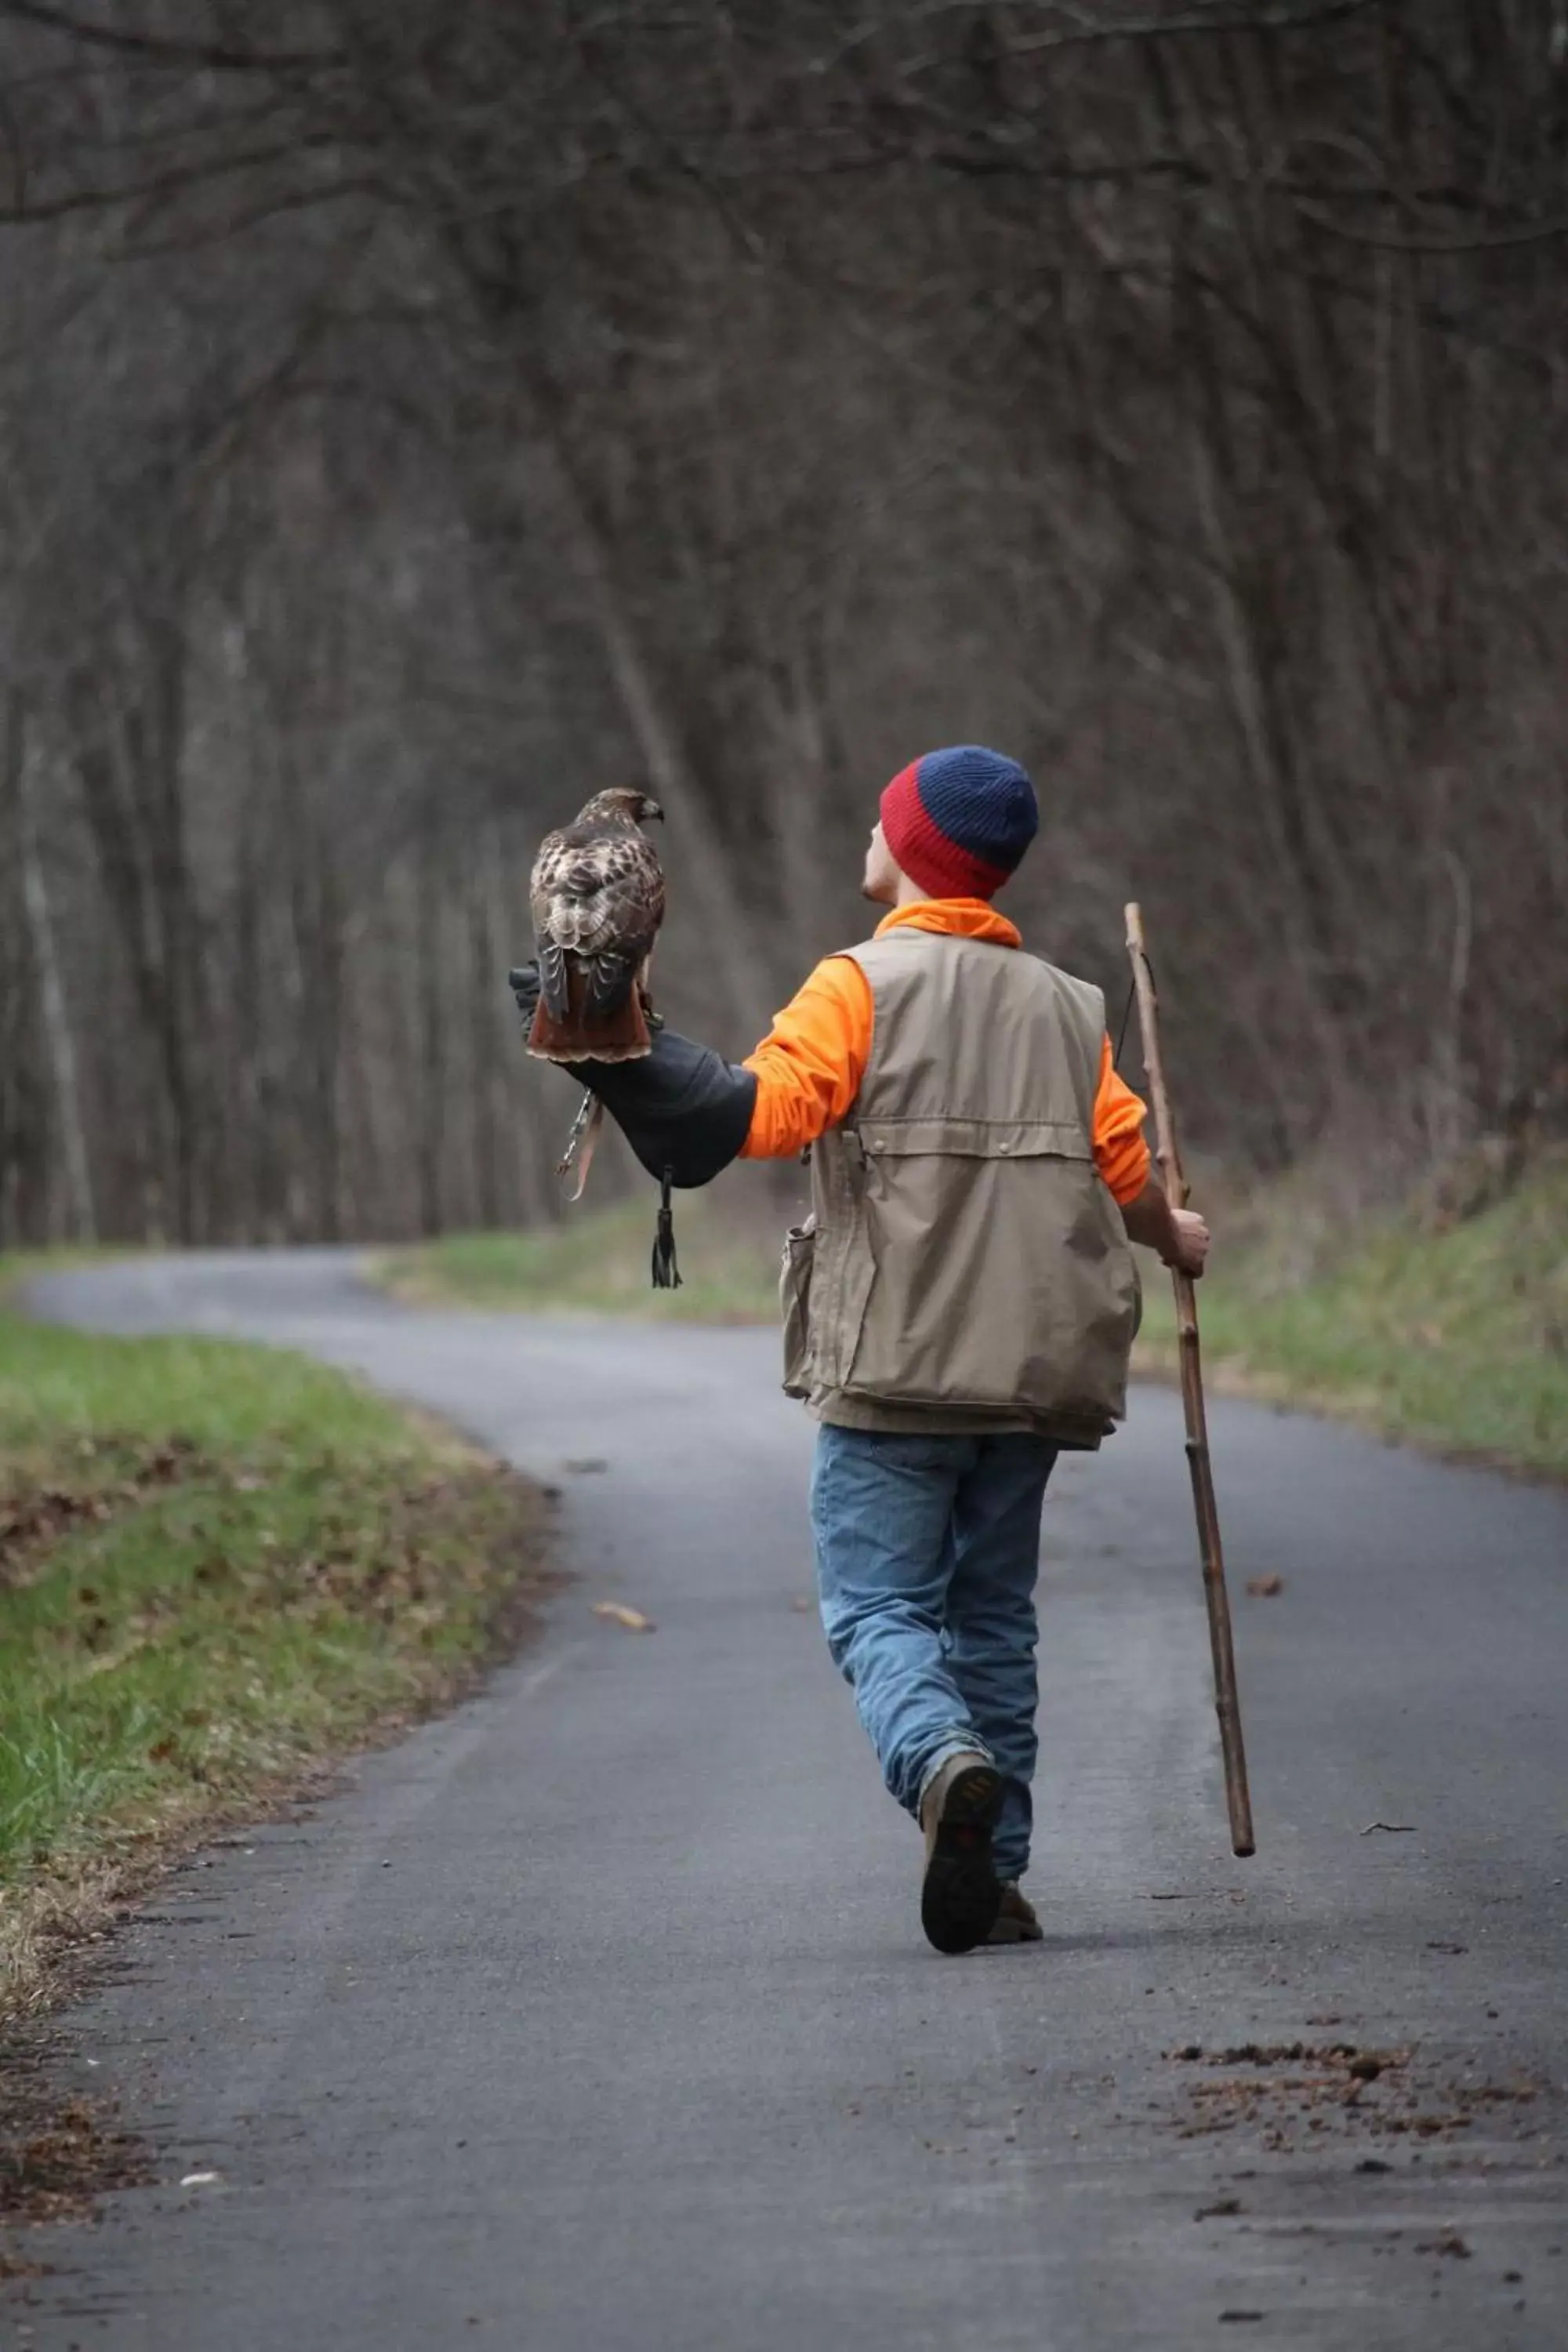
[1134,1153,1568,1479]
[373,1153,1565,1481]
[373,1187,781,1323]
[0,1297,555,2029]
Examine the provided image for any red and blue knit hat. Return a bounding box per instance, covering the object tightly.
[880,745,1038,902]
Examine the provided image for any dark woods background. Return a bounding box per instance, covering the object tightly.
[2,0,1566,1249]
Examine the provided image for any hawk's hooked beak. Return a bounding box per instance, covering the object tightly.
[642,799,666,823]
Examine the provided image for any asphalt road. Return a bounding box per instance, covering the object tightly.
[8,1250,1568,2350]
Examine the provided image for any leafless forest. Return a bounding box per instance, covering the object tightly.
[2,2,1566,1247]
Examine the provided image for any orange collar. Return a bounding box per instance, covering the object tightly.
[873,898,1021,949]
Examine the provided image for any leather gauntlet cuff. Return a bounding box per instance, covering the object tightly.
[582,1030,758,1189]
[509,965,755,1188]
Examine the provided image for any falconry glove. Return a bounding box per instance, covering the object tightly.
[508,964,757,1189]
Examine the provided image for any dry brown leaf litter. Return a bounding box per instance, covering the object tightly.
[1160,2039,1546,2156]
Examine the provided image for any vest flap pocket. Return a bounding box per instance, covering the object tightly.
[779,1217,817,1398]
[855,1116,1092,1162]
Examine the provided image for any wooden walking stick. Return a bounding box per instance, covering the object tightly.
[1124,904,1256,1859]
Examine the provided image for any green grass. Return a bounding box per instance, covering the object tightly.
[1135,1153,1568,1478]
[375,1189,782,1323]
[377,1154,1566,1481]
[0,1301,552,2016]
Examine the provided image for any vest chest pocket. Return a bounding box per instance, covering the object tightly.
[780,1217,817,1398]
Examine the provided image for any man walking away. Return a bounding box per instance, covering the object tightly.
[511,746,1208,1954]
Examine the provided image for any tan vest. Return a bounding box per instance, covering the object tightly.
[780,927,1140,1443]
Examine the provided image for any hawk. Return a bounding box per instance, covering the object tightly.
[528,788,666,1063]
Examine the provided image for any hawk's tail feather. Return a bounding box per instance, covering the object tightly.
[538,938,571,1022]
[528,965,652,1063]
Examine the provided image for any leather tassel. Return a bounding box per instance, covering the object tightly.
[651,1167,682,1290]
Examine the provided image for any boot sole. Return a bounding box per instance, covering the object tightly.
[920,1765,1004,1955]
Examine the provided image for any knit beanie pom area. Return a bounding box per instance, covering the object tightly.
[880,746,1039,902]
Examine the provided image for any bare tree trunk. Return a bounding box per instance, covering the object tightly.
[232,790,274,1243]
[314,857,347,1243]
[469,837,502,1230]
[0,695,45,1248]
[12,692,96,1243]
[140,619,208,1246]
[416,834,445,1239]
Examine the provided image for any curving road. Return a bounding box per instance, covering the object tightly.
[8,1250,1568,2350]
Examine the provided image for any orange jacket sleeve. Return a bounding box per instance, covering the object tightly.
[1091,1037,1151,1207]
[739,956,874,1160]
[739,955,1151,1203]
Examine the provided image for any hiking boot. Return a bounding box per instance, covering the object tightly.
[919,1753,1003,1955]
[986,1882,1043,1945]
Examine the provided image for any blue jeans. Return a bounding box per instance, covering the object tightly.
[810,1425,1058,1884]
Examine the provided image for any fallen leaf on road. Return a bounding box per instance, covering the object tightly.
[591,1601,655,1632]
[1245,1574,1283,1598]
[1196,2197,1244,2220]
[1416,2232,1471,2259]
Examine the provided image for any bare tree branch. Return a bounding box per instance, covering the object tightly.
[1294,198,1568,252]
[0,136,354,227]
[0,0,347,74]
